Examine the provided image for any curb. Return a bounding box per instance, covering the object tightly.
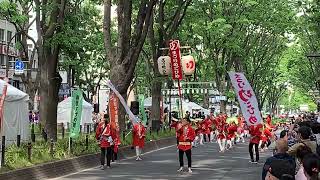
[0,137,176,180]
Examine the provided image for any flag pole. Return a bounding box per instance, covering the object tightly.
[177,80,183,118]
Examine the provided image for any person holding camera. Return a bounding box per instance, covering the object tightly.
[95,114,114,169]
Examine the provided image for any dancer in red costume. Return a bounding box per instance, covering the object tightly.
[176,118,196,173]
[202,115,212,143]
[236,116,245,143]
[249,124,263,163]
[217,118,227,152]
[226,122,238,149]
[132,120,146,161]
[193,120,203,147]
[259,125,273,152]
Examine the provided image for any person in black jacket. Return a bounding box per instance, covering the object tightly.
[262,139,295,180]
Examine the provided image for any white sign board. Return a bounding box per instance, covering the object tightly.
[229,72,262,125]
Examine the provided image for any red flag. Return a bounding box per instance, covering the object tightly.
[169,40,183,80]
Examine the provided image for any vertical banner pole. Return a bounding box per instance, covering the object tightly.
[177,80,183,118]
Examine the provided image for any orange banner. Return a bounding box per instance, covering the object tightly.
[109,92,119,131]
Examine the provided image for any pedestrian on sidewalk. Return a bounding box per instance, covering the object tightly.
[249,124,263,163]
[132,120,146,161]
[96,114,114,169]
[176,118,196,173]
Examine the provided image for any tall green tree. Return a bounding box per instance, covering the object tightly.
[103,0,157,130]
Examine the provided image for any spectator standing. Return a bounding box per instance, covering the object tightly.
[288,126,317,156]
[262,139,296,180]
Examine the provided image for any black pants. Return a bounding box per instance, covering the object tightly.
[249,143,259,162]
[101,147,112,166]
[204,134,210,142]
[111,145,118,162]
[179,149,192,168]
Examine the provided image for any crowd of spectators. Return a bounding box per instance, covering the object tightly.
[262,113,320,180]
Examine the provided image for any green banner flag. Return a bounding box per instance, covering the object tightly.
[70,89,83,138]
[138,95,147,126]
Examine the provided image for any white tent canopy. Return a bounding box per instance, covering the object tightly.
[0,80,30,145]
[57,97,94,128]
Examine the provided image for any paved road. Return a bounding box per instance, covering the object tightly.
[55,141,271,180]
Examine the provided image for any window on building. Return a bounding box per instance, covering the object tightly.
[0,29,5,42]
[7,31,13,45]
[0,55,5,66]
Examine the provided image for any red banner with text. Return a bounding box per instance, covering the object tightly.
[169,40,183,80]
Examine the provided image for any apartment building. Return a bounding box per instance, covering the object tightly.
[0,19,24,88]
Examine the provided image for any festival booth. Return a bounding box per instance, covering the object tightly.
[0,80,30,145]
[57,97,93,130]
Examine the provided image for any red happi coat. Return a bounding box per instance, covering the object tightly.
[132,123,146,148]
[177,124,196,151]
[261,128,272,142]
[211,117,218,130]
[96,122,112,148]
[249,124,263,144]
[217,123,227,139]
[202,119,212,134]
[195,122,203,135]
[227,124,238,140]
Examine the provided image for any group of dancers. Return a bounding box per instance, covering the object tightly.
[171,113,275,173]
[192,113,247,152]
[96,111,274,172]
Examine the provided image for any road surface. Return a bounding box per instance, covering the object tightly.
[54,141,271,180]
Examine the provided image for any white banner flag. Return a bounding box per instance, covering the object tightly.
[228,72,262,125]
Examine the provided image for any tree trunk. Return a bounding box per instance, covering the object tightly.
[39,48,61,141]
[219,78,227,113]
[151,79,161,130]
[203,91,210,109]
[109,64,129,132]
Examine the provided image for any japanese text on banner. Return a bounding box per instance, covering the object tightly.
[70,89,83,138]
[228,72,262,125]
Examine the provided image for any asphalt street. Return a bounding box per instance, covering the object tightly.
[54,140,271,180]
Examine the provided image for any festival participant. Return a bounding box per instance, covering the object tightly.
[259,126,273,152]
[249,124,263,163]
[217,119,227,152]
[110,124,121,162]
[193,120,203,147]
[210,114,218,142]
[177,118,196,173]
[132,120,146,161]
[203,115,212,143]
[226,122,238,149]
[96,114,114,169]
[236,116,245,143]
